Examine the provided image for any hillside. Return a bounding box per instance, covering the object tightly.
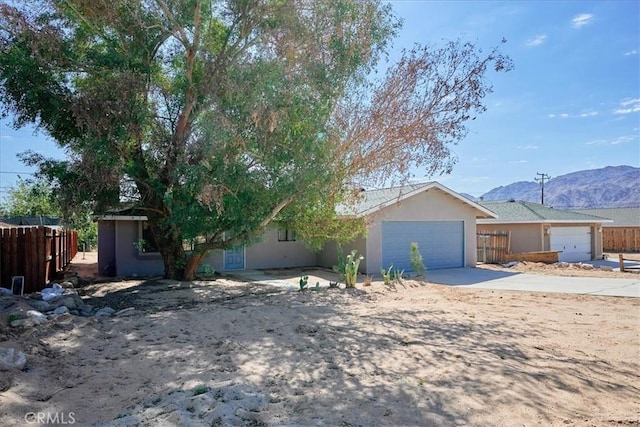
[479,165,640,208]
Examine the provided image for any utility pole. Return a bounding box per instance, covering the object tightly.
[535,172,551,205]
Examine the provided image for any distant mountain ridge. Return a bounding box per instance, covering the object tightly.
[478,165,640,209]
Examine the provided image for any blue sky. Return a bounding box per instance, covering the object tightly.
[0,0,638,199]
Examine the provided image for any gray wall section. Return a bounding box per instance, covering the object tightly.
[115,221,165,277]
[97,221,116,276]
[101,220,318,277]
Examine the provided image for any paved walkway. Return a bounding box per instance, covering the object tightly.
[426,268,640,298]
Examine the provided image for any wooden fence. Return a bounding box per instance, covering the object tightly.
[603,228,640,253]
[477,231,510,264]
[0,226,78,294]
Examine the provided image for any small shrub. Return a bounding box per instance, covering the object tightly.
[193,385,209,396]
[393,268,405,284]
[344,250,364,288]
[299,275,309,291]
[329,281,339,289]
[381,265,393,286]
[363,275,373,286]
[410,242,426,277]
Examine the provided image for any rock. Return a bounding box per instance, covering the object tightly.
[115,307,136,317]
[59,281,75,289]
[26,310,48,325]
[557,262,570,268]
[53,306,70,315]
[0,348,27,371]
[28,300,52,312]
[60,296,78,310]
[599,265,614,272]
[95,307,116,317]
[580,263,594,270]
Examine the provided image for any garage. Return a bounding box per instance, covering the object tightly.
[550,226,592,263]
[382,221,464,271]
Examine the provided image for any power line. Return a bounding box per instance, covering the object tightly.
[0,171,35,175]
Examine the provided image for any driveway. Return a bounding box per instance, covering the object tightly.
[426,268,640,298]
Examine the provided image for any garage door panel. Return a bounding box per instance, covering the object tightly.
[382,221,464,271]
[550,226,591,263]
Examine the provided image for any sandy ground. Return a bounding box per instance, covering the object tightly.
[1,254,639,426]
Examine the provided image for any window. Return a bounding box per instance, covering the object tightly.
[138,221,160,254]
[277,227,296,242]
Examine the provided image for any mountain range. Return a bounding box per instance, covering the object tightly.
[474,165,639,209]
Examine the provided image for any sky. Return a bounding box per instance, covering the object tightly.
[0,0,639,200]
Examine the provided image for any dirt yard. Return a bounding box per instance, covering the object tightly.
[1,257,639,426]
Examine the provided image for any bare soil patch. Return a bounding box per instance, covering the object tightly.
[1,272,638,426]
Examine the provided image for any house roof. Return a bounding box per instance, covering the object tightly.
[571,207,640,227]
[96,207,148,221]
[338,181,497,219]
[478,200,613,224]
[0,216,61,226]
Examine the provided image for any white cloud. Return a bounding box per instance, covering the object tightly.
[559,113,570,118]
[579,111,598,117]
[526,34,547,47]
[547,114,555,118]
[572,13,594,29]
[613,98,640,114]
[518,144,539,150]
[624,49,638,56]
[509,160,528,164]
[584,134,637,145]
[584,139,606,145]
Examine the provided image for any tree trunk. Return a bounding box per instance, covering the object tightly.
[184,251,207,282]
[160,239,186,280]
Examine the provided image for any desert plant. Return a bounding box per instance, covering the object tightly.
[329,281,339,289]
[381,265,393,286]
[332,245,346,283]
[192,385,209,396]
[363,275,373,286]
[393,268,405,284]
[299,275,309,291]
[410,242,426,277]
[344,250,364,288]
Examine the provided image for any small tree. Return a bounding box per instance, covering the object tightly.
[410,242,426,277]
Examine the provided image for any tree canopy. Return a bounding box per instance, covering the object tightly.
[0,0,512,280]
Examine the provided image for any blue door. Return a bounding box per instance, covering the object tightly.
[382,221,464,271]
[224,247,245,270]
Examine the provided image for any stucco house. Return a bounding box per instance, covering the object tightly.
[97,181,496,277]
[477,200,611,263]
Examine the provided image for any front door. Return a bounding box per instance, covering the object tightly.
[224,246,245,270]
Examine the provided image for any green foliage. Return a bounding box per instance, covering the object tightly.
[344,250,363,288]
[192,386,209,396]
[0,178,60,217]
[410,242,426,277]
[299,275,309,291]
[381,265,393,286]
[0,0,511,281]
[393,268,405,284]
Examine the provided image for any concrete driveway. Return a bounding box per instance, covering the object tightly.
[426,268,640,298]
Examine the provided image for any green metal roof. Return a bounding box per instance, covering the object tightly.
[571,207,640,227]
[478,200,612,223]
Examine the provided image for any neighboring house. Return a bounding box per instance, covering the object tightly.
[97,182,496,277]
[0,216,61,227]
[571,207,640,253]
[477,200,611,263]
[318,182,497,274]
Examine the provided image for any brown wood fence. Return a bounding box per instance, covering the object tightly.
[477,231,510,264]
[603,227,640,253]
[0,226,78,294]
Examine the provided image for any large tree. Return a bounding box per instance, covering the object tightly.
[0,0,511,280]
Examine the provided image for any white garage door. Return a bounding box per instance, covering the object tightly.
[382,221,464,271]
[550,226,591,263]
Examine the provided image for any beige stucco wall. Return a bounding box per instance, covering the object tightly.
[245,228,318,270]
[477,223,544,253]
[363,188,478,274]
